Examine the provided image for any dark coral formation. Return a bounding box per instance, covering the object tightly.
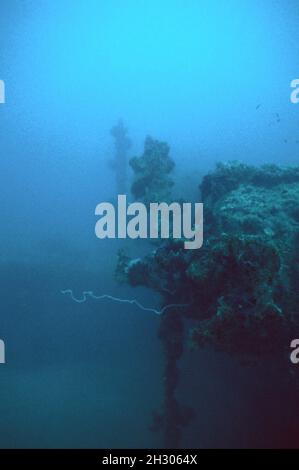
[121,161,299,355]
[116,160,299,447]
[194,161,299,355]
[130,136,175,205]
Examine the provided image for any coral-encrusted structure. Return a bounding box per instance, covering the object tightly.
[117,160,299,447]
[130,136,175,205]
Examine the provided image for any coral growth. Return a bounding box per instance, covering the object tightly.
[130,136,175,205]
[121,161,299,355]
[116,160,299,447]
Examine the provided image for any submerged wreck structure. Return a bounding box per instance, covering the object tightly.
[117,154,299,447]
[129,135,175,205]
[110,119,132,194]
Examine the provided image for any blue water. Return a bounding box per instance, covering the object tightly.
[0,0,299,448]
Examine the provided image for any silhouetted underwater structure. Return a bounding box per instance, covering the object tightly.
[109,119,132,194]
[64,135,299,448]
[116,140,299,447]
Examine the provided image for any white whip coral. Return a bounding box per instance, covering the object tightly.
[61,289,188,315]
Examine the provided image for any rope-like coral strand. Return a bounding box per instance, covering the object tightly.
[61,289,188,316]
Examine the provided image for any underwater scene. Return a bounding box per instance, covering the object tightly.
[1,0,299,451]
